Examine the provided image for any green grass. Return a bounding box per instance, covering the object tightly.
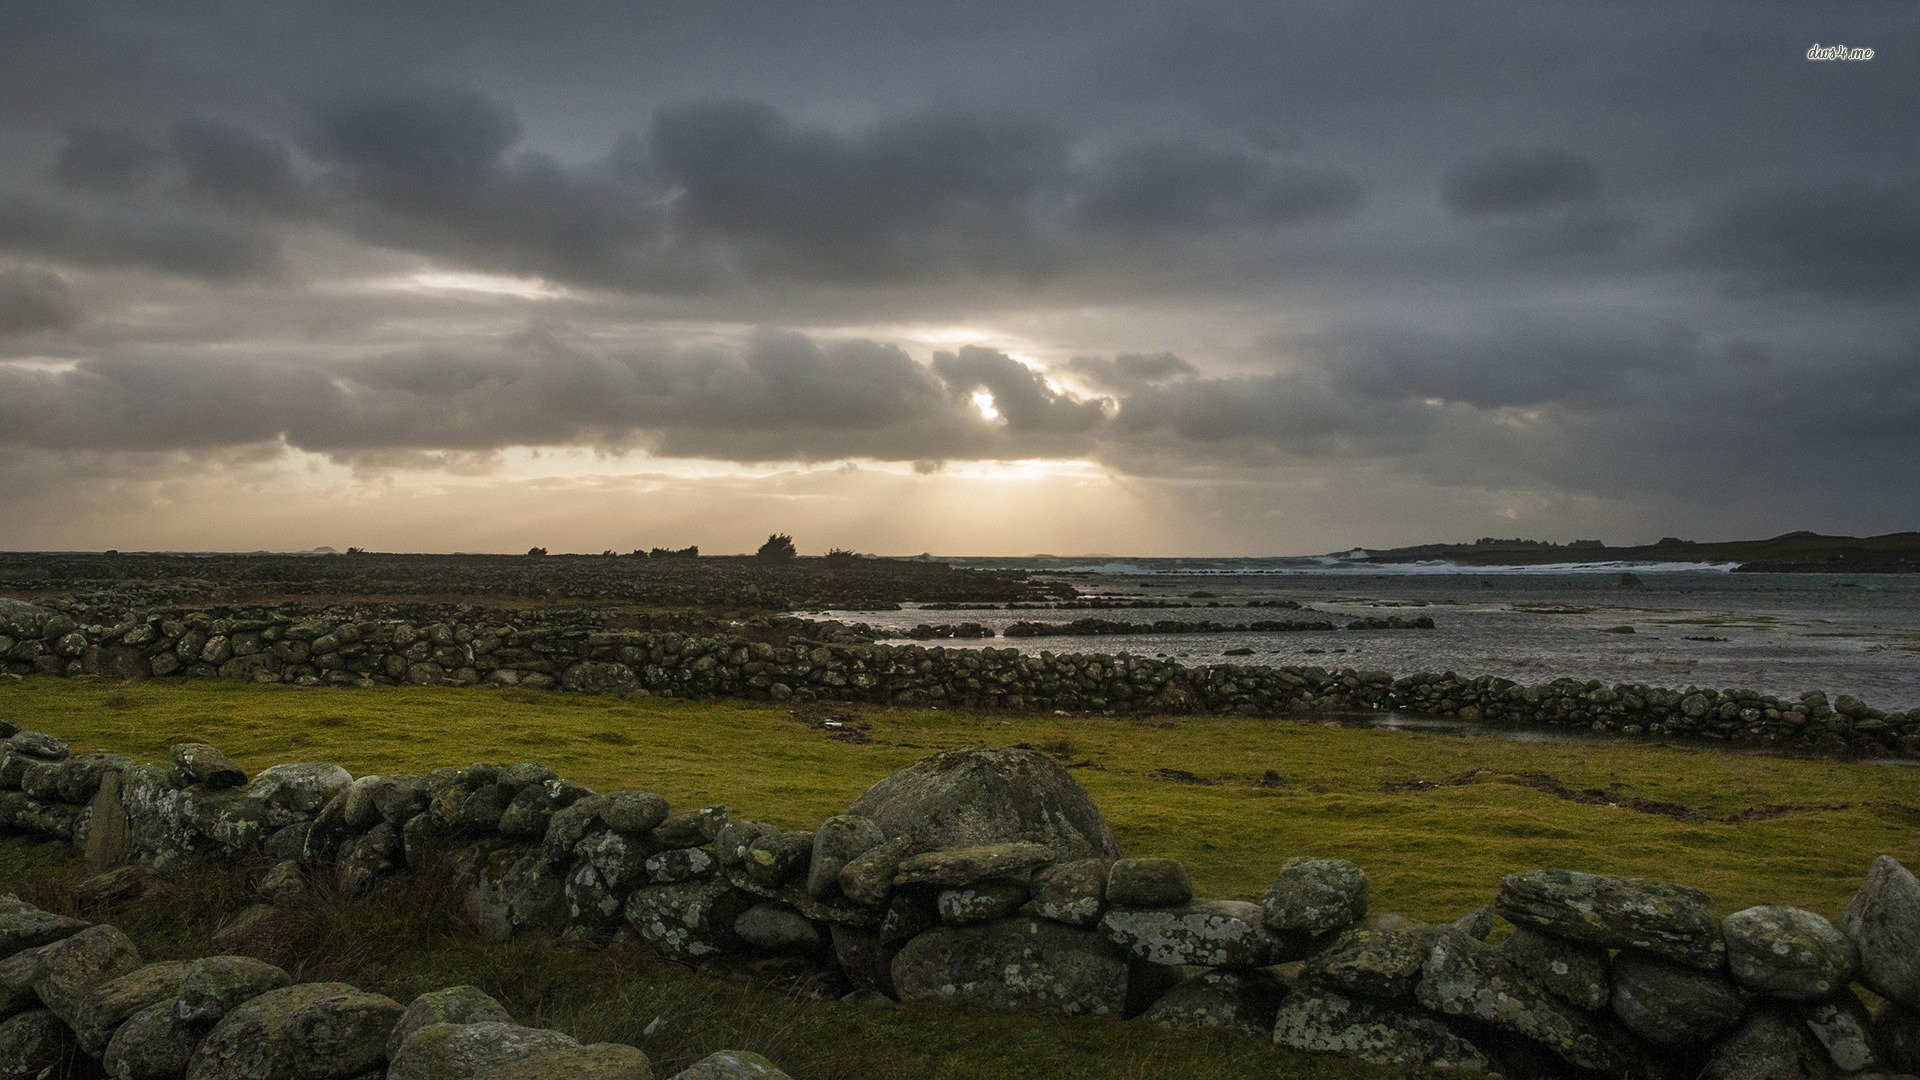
[4,677,1914,921]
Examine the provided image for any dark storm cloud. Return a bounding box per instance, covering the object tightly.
[1065,352,1197,391]
[0,268,81,336]
[1442,149,1601,217]
[1685,178,1920,298]
[930,347,1107,434]
[0,192,283,281]
[170,119,307,214]
[1078,137,1361,231]
[52,125,168,193]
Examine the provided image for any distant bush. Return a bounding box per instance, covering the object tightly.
[649,545,699,559]
[825,548,863,562]
[756,534,798,561]
[526,546,548,557]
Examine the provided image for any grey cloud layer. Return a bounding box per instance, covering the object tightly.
[0,0,1915,545]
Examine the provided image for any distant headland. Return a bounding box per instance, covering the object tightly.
[1340,530,1920,573]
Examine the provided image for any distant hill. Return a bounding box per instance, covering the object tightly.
[1341,531,1920,573]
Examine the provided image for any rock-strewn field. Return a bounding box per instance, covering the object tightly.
[4,736,1918,1080]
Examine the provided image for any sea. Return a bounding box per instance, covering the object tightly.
[817,556,1920,714]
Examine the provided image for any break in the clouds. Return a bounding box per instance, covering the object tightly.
[0,0,1913,554]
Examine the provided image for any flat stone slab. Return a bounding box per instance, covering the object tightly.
[890,915,1127,1016]
[1496,868,1725,970]
[1100,899,1301,968]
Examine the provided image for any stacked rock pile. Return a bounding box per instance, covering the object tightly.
[0,895,791,1079]
[1,599,1914,757]
[5,729,1919,1078]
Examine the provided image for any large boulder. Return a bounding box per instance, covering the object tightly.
[890,915,1128,1015]
[1724,905,1858,1001]
[0,896,89,959]
[0,1010,73,1080]
[1415,930,1631,1074]
[1300,925,1435,999]
[242,762,351,824]
[388,1021,579,1080]
[1700,1007,1838,1080]
[1501,926,1610,1011]
[1262,856,1369,934]
[1610,950,1746,1047]
[175,955,294,1024]
[105,1000,203,1080]
[387,986,513,1059]
[1841,855,1920,1010]
[1100,900,1303,967]
[31,923,143,1032]
[1139,970,1285,1038]
[71,959,194,1052]
[1496,868,1725,969]
[845,747,1120,860]
[667,1050,787,1080]
[1273,985,1495,1073]
[185,982,404,1080]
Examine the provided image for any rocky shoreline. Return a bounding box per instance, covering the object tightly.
[1,598,1915,759]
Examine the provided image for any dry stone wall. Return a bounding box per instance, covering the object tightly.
[4,730,1920,1080]
[1,599,1916,758]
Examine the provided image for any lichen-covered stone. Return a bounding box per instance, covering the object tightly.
[184,982,404,1080]
[890,915,1128,1016]
[72,959,194,1052]
[732,904,821,953]
[0,895,89,959]
[1497,868,1726,969]
[846,747,1121,861]
[1105,857,1191,909]
[1725,905,1858,1000]
[1262,856,1368,934]
[1699,1007,1838,1080]
[1500,925,1610,1011]
[893,842,1053,888]
[937,883,1028,926]
[741,831,812,887]
[1100,899,1299,967]
[243,763,351,828]
[1416,930,1630,1073]
[806,814,884,899]
[1802,990,1887,1074]
[170,742,246,789]
[105,1000,201,1080]
[667,1049,788,1080]
[1610,949,1747,1047]
[0,943,49,1014]
[1140,969,1285,1038]
[1301,925,1434,999]
[1876,999,1920,1073]
[1842,855,1920,1010]
[32,923,143,1033]
[1025,858,1109,927]
[385,986,514,1060]
[836,837,910,908]
[388,1021,578,1080]
[598,791,669,835]
[654,806,727,849]
[1273,985,1495,1073]
[624,880,752,963]
[0,1010,72,1080]
[645,847,716,884]
[176,955,294,1025]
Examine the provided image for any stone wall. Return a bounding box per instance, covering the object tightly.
[0,893,785,1080]
[2,598,1916,758]
[4,729,1918,1079]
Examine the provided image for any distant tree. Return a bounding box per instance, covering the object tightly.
[345,546,364,555]
[756,534,798,561]
[649,545,699,559]
[527,546,549,556]
[825,547,861,562]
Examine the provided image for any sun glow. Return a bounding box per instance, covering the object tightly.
[971,389,1001,421]
[369,271,566,299]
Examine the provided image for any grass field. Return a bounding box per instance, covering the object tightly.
[3,677,1913,920]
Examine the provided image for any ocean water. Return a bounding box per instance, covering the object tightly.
[821,558,1920,712]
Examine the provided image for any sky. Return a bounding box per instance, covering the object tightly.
[0,1,1913,556]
